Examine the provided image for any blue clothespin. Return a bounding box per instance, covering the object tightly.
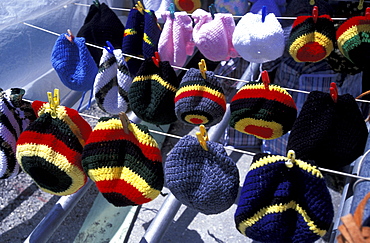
[209,4,216,19]
[104,41,114,54]
[262,6,267,23]
[169,3,175,19]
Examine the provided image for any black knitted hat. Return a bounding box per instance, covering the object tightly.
[128,58,179,125]
[77,3,125,65]
[287,91,367,169]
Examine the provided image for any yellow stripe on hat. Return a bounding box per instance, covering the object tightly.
[124,28,137,36]
[175,85,225,99]
[289,32,334,60]
[133,74,178,93]
[337,24,370,55]
[249,154,323,178]
[239,83,291,96]
[234,118,283,140]
[94,118,122,131]
[143,33,155,46]
[16,143,86,196]
[237,201,327,237]
[88,166,160,200]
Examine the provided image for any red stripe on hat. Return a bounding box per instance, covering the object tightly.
[16,131,83,168]
[336,17,370,39]
[64,107,92,142]
[96,179,152,205]
[174,90,226,110]
[292,16,311,28]
[31,101,47,117]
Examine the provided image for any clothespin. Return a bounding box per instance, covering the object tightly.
[310,0,315,6]
[169,3,175,19]
[47,89,60,119]
[119,112,130,134]
[312,6,318,23]
[286,150,295,168]
[65,29,74,43]
[198,59,207,79]
[262,6,267,23]
[261,70,270,90]
[358,0,365,10]
[330,82,338,103]
[196,125,209,151]
[209,4,216,19]
[152,52,161,67]
[93,0,100,7]
[135,1,145,15]
[104,41,115,54]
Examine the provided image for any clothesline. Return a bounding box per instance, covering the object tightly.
[21,22,370,104]
[78,112,370,183]
[73,2,348,21]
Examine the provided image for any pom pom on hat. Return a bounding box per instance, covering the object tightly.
[229,79,297,140]
[232,12,285,64]
[288,13,335,63]
[129,58,179,125]
[16,100,91,196]
[51,34,98,92]
[336,10,370,68]
[165,134,239,215]
[286,91,368,169]
[175,68,226,126]
[174,0,201,13]
[235,152,334,242]
[94,49,133,115]
[82,116,163,206]
[192,9,238,62]
[76,3,125,65]
[158,11,195,67]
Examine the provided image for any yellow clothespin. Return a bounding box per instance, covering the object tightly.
[196,125,209,151]
[358,0,364,10]
[119,112,130,134]
[135,1,145,14]
[286,150,295,168]
[198,59,207,79]
[47,89,60,118]
[65,29,74,43]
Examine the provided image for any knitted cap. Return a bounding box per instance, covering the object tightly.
[142,9,161,59]
[165,135,239,215]
[249,0,286,16]
[174,0,201,13]
[0,88,36,179]
[192,9,238,62]
[51,34,98,92]
[336,12,370,68]
[235,153,334,242]
[94,49,133,115]
[82,117,163,206]
[214,0,249,16]
[77,3,125,65]
[229,82,297,140]
[129,58,179,125]
[16,101,91,196]
[288,14,335,63]
[286,91,368,169]
[175,68,226,126]
[158,11,195,67]
[232,12,285,64]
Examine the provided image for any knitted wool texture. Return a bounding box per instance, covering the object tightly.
[232,12,285,64]
[0,88,36,179]
[165,135,239,215]
[94,49,133,115]
[175,68,226,126]
[51,34,98,92]
[287,91,368,169]
[82,117,163,206]
[76,3,125,66]
[214,0,249,16]
[16,101,91,196]
[336,13,370,68]
[129,58,179,125]
[235,153,334,243]
[288,15,335,63]
[229,82,297,140]
[174,0,201,13]
[158,11,195,67]
[143,9,161,59]
[192,9,238,62]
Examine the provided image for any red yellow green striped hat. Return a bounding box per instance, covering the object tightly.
[336,8,370,68]
[288,8,335,63]
[81,116,163,206]
[16,100,91,196]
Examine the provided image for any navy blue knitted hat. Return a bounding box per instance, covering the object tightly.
[235,152,334,243]
[165,135,239,215]
[51,34,98,92]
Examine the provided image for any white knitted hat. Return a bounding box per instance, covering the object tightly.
[232,12,285,63]
[93,49,133,115]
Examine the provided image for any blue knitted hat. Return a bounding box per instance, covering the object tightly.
[165,135,239,215]
[142,9,161,59]
[235,152,334,243]
[51,34,98,92]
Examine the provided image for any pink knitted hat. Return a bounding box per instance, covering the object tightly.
[158,11,195,67]
[192,9,238,62]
